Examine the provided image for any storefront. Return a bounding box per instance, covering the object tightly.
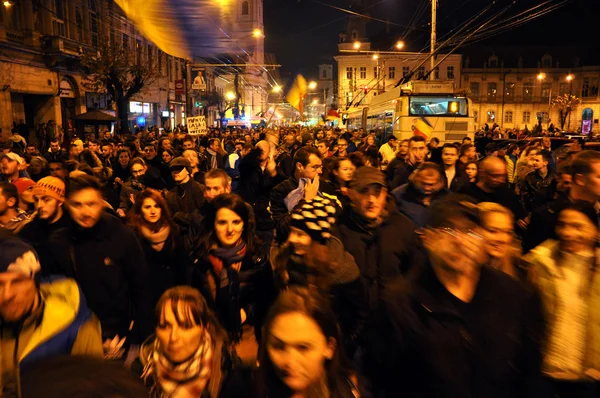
[129,101,158,131]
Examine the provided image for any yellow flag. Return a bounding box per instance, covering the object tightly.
[285,75,307,113]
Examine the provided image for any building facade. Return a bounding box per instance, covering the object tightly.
[462,52,600,133]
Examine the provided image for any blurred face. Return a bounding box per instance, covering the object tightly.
[317,142,329,156]
[557,173,572,193]
[543,137,551,149]
[130,163,147,181]
[366,136,375,146]
[556,209,598,253]
[67,188,104,229]
[171,167,190,184]
[35,195,62,221]
[424,217,484,274]
[466,146,477,160]
[50,142,60,152]
[388,139,397,149]
[210,141,219,152]
[287,226,312,256]
[20,186,35,206]
[442,147,459,167]
[334,159,355,183]
[49,163,66,178]
[1,158,18,177]
[337,140,348,155]
[299,154,322,180]
[183,141,195,150]
[430,139,439,149]
[156,300,204,363]
[29,162,43,175]
[214,208,244,247]
[183,150,199,168]
[526,150,539,166]
[144,146,156,160]
[350,184,387,220]
[204,177,230,202]
[162,140,172,150]
[408,141,426,164]
[576,162,600,200]
[88,142,99,153]
[26,146,37,156]
[267,312,334,395]
[414,170,441,196]
[482,163,507,189]
[141,197,162,224]
[530,154,546,171]
[481,212,513,259]
[398,141,409,156]
[0,273,37,322]
[162,151,173,164]
[118,152,130,168]
[101,145,112,158]
[465,163,478,180]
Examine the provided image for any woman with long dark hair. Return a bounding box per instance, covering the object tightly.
[327,157,356,208]
[129,189,188,305]
[136,286,252,398]
[256,286,360,398]
[192,193,274,342]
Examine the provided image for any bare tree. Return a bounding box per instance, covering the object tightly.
[80,38,160,134]
[551,94,580,130]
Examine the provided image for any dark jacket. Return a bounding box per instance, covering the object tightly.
[392,183,450,229]
[165,178,206,216]
[270,176,338,244]
[440,165,470,193]
[238,149,280,232]
[146,156,175,189]
[333,200,420,314]
[391,161,419,189]
[518,170,556,213]
[461,182,527,221]
[43,150,67,163]
[386,155,406,183]
[46,213,153,342]
[370,264,544,398]
[18,211,71,268]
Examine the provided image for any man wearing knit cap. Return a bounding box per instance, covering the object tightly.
[19,176,69,268]
[0,233,103,396]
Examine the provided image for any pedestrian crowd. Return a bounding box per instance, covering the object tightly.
[0,123,599,398]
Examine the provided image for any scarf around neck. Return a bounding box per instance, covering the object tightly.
[208,241,247,275]
[142,330,214,398]
[140,225,171,251]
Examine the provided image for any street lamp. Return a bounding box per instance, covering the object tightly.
[537,72,546,81]
[272,85,281,93]
[372,54,379,60]
[395,41,404,50]
[3,0,13,6]
[253,29,263,38]
[226,92,236,101]
[353,41,361,50]
[312,99,318,105]
[308,81,317,90]
[566,74,574,82]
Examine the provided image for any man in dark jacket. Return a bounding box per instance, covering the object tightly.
[270,146,338,245]
[391,136,427,189]
[440,143,470,193]
[392,162,450,228]
[370,195,544,398]
[524,150,600,252]
[143,142,175,189]
[43,139,67,163]
[165,157,206,216]
[517,150,555,213]
[18,176,70,267]
[45,175,153,357]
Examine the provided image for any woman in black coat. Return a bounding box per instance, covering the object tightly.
[192,193,275,342]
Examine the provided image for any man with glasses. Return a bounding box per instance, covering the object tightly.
[334,137,350,157]
[270,146,338,245]
[391,136,427,189]
[370,195,543,398]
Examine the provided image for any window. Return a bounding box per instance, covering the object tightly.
[537,112,549,124]
[346,67,352,80]
[487,82,497,101]
[434,67,439,80]
[402,66,409,77]
[89,0,98,46]
[359,67,366,79]
[541,82,552,99]
[504,111,513,123]
[582,78,590,97]
[373,66,378,79]
[488,56,498,68]
[474,110,478,122]
[147,44,153,66]
[418,66,425,79]
[523,111,531,123]
[389,66,396,79]
[523,82,533,99]
[346,92,353,106]
[505,82,515,97]
[241,1,249,15]
[158,51,163,75]
[447,66,455,79]
[487,110,496,122]
[408,96,469,116]
[559,83,568,96]
[322,69,327,79]
[470,82,480,98]
[52,19,65,37]
[167,56,173,82]
[136,39,142,63]
[122,33,129,49]
[542,55,552,68]
[54,0,65,20]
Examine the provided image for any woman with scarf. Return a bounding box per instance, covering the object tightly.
[129,189,189,306]
[136,286,253,398]
[273,196,367,360]
[192,193,275,342]
[256,286,360,398]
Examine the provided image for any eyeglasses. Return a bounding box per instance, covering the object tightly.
[309,164,323,170]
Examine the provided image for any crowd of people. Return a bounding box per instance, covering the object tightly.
[0,123,599,398]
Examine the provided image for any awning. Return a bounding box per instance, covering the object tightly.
[73,109,119,122]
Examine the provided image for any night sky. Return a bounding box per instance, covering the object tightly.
[264,0,598,80]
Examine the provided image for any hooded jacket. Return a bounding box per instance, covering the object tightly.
[0,277,103,397]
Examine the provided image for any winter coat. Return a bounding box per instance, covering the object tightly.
[165,178,206,217]
[18,212,71,270]
[522,240,600,377]
[461,182,527,221]
[440,165,470,193]
[369,263,544,398]
[505,154,518,184]
[392,182,450,229]
[46,213,154,342]
[391,161,419,189]
[270,176,339,244]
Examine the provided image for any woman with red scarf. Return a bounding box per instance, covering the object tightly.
[192,194,275,342]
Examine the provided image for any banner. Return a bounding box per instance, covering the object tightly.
[192,68,207,91]
[186,116,207,135]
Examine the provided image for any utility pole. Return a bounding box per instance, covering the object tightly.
[430,0,437,81]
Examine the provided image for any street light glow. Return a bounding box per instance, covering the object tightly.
[253,29,263,38]
[3,0,13,6]
[272,85,281,93]
[566,74,574,81]
[537,72,546,80]
[226,92,236,100]
[372,54,379,60]
[353,41,360,50]
[312,99,318,105]
[308,81,317,90]
[396,41,404,50]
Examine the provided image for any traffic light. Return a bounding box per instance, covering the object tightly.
[195,101,203,109]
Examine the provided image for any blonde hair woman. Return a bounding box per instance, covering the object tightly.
[478,202,521,279]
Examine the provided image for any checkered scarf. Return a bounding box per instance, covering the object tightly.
[142,330,213,398]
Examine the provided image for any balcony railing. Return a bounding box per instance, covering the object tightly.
[6,31,24,45]
[41,36,94,57]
